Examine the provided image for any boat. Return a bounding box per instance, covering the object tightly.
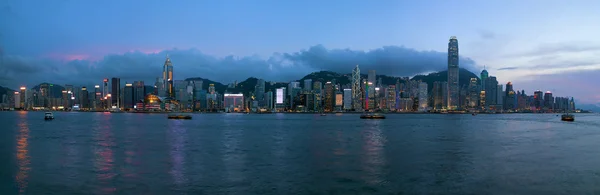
[167,114,192,120]
[561,113,574,122]
[360,112,386,119]
[44,112,54,120]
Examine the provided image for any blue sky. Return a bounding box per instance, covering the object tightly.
[1,0,600,104]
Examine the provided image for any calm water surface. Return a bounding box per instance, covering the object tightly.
[2,112,600,194]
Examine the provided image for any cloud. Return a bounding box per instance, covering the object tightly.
[497,67,518,70]
[508,42,600,58]
[478,30,496,40]
[514,69,600,104]
[0,45,478,88]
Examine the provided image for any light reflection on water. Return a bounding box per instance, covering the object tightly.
[16,112,30,194]
[360,120,387,186]
[93,113,116,194]
[168,120,187,187]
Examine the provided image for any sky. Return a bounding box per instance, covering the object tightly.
[1,0,599,105]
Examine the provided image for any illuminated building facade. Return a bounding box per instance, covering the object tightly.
[352,65,362,111]
[224,94,244,112]
[447,36,459,110]
[111,77,120,108]
[163,55,174,98]
[343,89,352,110]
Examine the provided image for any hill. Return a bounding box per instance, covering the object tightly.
[0,86,15,99]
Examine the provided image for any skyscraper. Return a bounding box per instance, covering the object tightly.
[447,36,459,110]
[352,65,362,111]
[304,79,312,91]
[480,68,488,90]
[368,70,376,101]
[81,87,89,109]
[467,78,479,108]
[255,79,265,102]
[343,89,352,110]
[123,83,134,109]
[111,77,120,108]
[163,55,174,98]
[418,82,428,111]
[133,81,145,104]
[534,90,544,110]
[504,82,516,110]
[544,91,553,110]
[324,81,334,112]
[484,77,498,108]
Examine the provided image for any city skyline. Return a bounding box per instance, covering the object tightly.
[1,0,599,104]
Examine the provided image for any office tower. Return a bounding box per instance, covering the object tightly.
[504,82,516,110]
[111,78,120,107]
[265,91,273,110]
[497,84,504,110]
[386,85,396,111]
[544,91,553,110]
[569,97,576,111]
[163,55,174,98]
[288,82,300,96]
[304,79,312,91]
[155,77,164,96]
[480,68,488,89]
[432,81,443,110]
[335,92,343,110]
[18,87,26,109]
[174,80,187,104]
[534,90,544,110]
[133,81,145,104]
[255,79,265,102]
[418,82,428,111]
[102,78,109,97]
[484,77,498,108]
[467,78,479,108]
[324,81,334,111]
[351,66,362,111]
[94,85,101,109]
[224,94,244,112]
[368,70,376,100]
[13,92,21,109]
[343,89,352,110]
[275,87,286,111]
[447,36,459,110]
[81,87,89,109]
[123,83,134,109]
[208,84,215,94]
[313,81,322,92]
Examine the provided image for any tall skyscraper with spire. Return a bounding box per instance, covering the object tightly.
[351,65,362,111]
[163,55,174,98]
[447,36,459,110]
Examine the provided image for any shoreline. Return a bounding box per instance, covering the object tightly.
[1,110,590,114]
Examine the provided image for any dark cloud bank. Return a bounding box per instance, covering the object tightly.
[0,45,478,88]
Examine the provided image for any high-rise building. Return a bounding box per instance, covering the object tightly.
[324,81,334,112]
[13,92,21,109]
[386,85,396,111]
[133,81,145,104]
[544,91,553,110]
[224,94,244,112]
[497,84,504,110]
[81,87,89,109]
[265,91,273,111]
[208,84,215,94]
[351,65,362,111]
[534,90,544,110]
[432,81,443,110]
[504,82,516,110]
[368,70,376,100]
[156,77,164,96]
[94,85,101,110]
[447,36,459,110]
[418,82,428,111]
[255,79,265,102]
[163,55,174,98]
[480,68,488,90]
[288,82,300,96]
[484,77,498,108]
[343,89,352,110]
[123,83,134,109]
[111,78,120,108]
[275,87,286,111]
[304,79,312,91]
[466,78,479,109]
[19,87,26,109]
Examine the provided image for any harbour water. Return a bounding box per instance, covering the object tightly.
[2,112,600,194]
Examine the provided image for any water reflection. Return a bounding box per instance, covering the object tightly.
[16,112,30,194]
[222,120,246,183]
[360,120,387,185]
[168,120,187,187]
[93,114,116,194]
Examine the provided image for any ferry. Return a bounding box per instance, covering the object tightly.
[167,114,192,120]
[561,113,574,122]
[360,113,386,119]
[44,112,54,120]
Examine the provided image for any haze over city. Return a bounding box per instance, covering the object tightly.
[1,0,599,105]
